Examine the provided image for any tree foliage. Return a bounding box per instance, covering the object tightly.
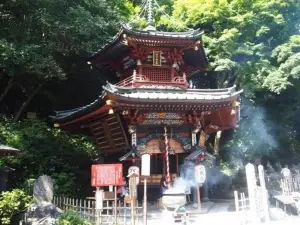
[0,0,125,120]
[0,118,97,196]
[0,189,33,225]
[57,210,92,225]
[156,0,300,97]
[147,0,300,166]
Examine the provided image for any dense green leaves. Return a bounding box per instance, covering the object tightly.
[0,118,97,196]
[155,0,300,97]
[0,0,124,78]
[0,189,33,225]
[0,0,126,120]
[57,210,92,225]
[144,0,300,165]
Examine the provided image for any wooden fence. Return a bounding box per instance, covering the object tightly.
[281,178,300,196]
[234,191,250,224]
[53,196,143,225]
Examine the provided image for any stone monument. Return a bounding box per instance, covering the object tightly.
[25,175,62,225]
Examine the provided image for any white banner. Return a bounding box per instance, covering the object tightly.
[141,154,151,176]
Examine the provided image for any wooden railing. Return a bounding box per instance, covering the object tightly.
[115,74,149,87]
[280,178,300,196]
[115,71,188,88]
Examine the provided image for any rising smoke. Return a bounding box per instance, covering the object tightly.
[165,102,280,194]
[242,102,278,149]
[224,99,278,170]
[165,161,198,194]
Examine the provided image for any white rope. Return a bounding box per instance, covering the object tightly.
[138,0,148,18]
[129,0,171,25]
[153,0,171,18]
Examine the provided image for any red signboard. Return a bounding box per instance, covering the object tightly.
[91,164,123,187]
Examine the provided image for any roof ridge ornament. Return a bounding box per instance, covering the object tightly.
[145,0,156,31]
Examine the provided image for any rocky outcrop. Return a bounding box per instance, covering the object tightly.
[24,175,62,225]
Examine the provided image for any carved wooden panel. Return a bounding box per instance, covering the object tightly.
[89,114,129,154]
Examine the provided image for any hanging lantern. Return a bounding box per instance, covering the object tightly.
[108,108,114,114]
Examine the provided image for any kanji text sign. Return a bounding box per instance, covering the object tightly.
[91,164,123,187]
[195,164,206,184]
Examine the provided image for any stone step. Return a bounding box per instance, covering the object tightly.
[269,207,286,220]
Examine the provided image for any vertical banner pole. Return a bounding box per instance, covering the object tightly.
[197,186,201,211]
[114,186,117,225]
[133,178,136,225]
[130,178,134,225]
[96,187,100,225]
[164,126,170,185]
[143,177,147,225]
[95,187,103,225]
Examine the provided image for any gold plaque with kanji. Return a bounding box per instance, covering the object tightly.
[153,51,162,66]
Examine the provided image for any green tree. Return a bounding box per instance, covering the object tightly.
[158,0,300,97]
[0,189,33,225]
[0,118,97,196]
[0,0,125,120]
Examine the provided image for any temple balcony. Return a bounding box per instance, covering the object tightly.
[115,70,189,88]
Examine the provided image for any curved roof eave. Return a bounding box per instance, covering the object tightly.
[103,82,242,95]
[51,81,243,124]
[88,24,205,61]
[103,91,242,104]
[102,83,243,103]
[0,144,21,155]
[50,94,107,124]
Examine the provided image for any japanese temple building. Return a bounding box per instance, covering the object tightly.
[51,1,242,193]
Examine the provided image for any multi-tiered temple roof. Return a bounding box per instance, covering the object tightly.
[52,5,242,154]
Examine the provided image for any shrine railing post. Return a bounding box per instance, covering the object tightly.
[245,163,261,224]
[258,165,270,223]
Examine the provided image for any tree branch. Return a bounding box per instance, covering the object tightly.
[14,84,43,122]
[0,77,14,104]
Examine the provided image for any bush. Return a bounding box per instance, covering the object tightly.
[0,189,33,225]
[0,118,97,196]
[57,210,92,225]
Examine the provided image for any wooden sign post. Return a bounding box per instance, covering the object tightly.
[91,164,123,225]
[95,187,103,225]
[195,164,206,211]
[128,171,139,225]
[128,166,140,186]
[141,153,151,225]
